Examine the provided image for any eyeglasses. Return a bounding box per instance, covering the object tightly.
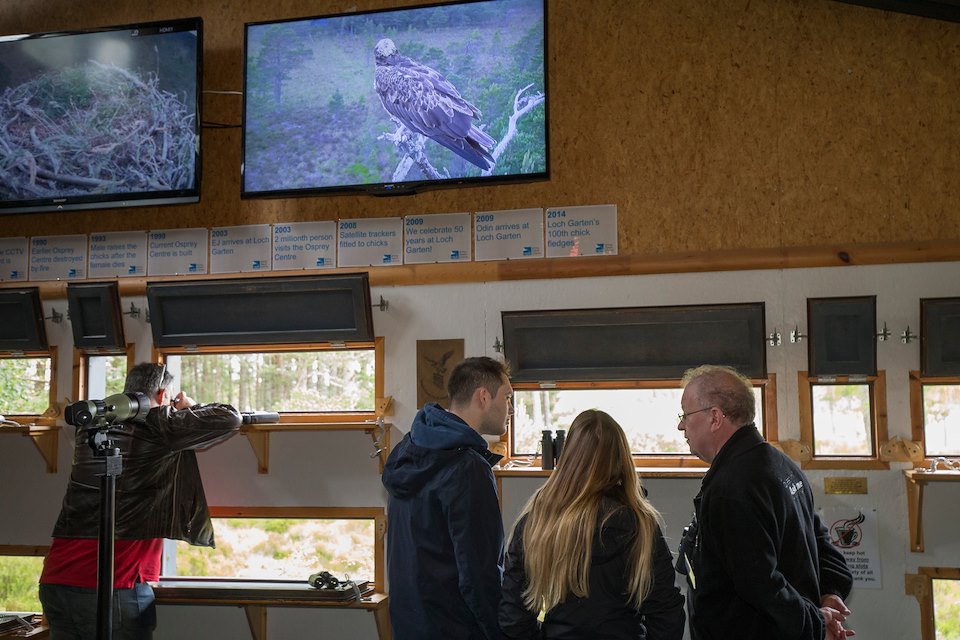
[677,406,714,423]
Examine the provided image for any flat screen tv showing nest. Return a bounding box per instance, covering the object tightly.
[0,17,202,214]
[242,0,547,198]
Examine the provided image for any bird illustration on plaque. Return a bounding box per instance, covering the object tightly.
[417,339,465,409]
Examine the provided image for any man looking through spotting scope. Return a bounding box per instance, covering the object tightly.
[39,362,242,640]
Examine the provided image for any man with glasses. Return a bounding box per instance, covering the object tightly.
[676,365,854,640]
[39,362,242,640]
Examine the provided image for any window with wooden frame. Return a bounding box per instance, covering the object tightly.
[500,303,772,468]
[0,544,48,612]
[166,507,385,591]
[156,339,384,420]
[72,346,135,401]
[909,372,960,463]
[0,348,57,420]
[908,567,960,640]
[797,371,889,469]
[509,375,778,467]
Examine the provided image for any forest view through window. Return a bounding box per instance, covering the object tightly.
[0,356,51,416]
[163,349,375,413]
[513,386,764,457]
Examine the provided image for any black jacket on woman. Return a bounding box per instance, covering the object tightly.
[499,497,685,639]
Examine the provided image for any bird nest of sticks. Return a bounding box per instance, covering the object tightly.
[0,61,196,200]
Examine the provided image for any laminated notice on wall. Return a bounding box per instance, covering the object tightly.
[88,231,148,278]
[544,204,617,258]
[210,224,272,274]
[147,228,208,276]
[819,507,882,589]
[29,234,87,281]
[337,217,403,267]
[0,237,28,281]
[272,221,337,270]
[404,213,472,264]
[474,208,544,261]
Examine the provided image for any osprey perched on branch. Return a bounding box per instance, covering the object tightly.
[374,38,496,171]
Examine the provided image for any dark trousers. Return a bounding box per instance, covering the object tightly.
[39,582,156,640]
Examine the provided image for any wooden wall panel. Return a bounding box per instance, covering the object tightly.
[1,0,958,272]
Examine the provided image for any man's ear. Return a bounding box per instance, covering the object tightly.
[473,385,489,409]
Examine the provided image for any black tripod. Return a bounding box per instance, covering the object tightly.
[89,429,123,640]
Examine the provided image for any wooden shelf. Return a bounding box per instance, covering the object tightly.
[904,468,960,552]
[241,420,391,475]
[0,421,60,473]
[152,580,389,640]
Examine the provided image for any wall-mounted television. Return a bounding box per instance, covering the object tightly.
[242,0,547,198]
[0,17,202,215]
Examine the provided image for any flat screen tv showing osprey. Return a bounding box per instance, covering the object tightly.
[0,18,202,215]
[242,0,547,198]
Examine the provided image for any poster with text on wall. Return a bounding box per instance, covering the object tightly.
[474,208,544,261]
[29,234,87,281]
[404,213,472,264]
[147,228,209,276]
[210,224,272,274]
[88,231,148,278]
[0,237,28,282]
[272,221,337,270]
[545,204,617,258]
[819,507,881,589]
[338,217,403,267]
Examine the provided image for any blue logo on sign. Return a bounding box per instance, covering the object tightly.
[10,271,19,279]
[188,263,198,273]
[68,268,77,277]
[595,243,605,253]
[252,260,262,270]
[316,257,325,266]
[383,255,392,264]
[450,250,460,259]
[522,246,532,256]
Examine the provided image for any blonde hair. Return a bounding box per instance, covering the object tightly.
[511,410,661,614]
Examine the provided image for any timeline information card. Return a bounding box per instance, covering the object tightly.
[272,221,337,270]
[545,204,618,258]
[404,212,472,264]
[29,234,87,281]
[0,237,29,282]
[210,224,272,274]
[88,231,148,278]
[474,208,544,261]
[338,217,403,267]
[147,228,209,276]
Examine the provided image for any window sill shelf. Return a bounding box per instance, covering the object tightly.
[0,420,59,473]
[904,468,960,552]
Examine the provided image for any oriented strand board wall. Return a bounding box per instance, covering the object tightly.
[1,0,958,259]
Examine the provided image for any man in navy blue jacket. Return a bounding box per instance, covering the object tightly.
[677,365,854,640]
[382,356,512,640]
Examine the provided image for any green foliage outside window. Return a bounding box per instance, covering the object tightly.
[935,579,960,640]
[0,358,51,416]
[0,556,43,611]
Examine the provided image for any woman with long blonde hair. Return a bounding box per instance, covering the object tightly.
[499,410,685,639]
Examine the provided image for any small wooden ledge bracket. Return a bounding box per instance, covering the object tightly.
[770,439,812,462]
[905,572,930,603]
[904,468,960,552]
[244,605,267,640]
[879,437,924,463]
[0,420,60,473]
[242,418,393,475]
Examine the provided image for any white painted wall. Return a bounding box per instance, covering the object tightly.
[3,260,958,639]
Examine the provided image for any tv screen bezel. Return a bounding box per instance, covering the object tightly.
[0,17,203,215]
[240,0,548,199]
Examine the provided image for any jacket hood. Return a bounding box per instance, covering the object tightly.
[382,403,499,499]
